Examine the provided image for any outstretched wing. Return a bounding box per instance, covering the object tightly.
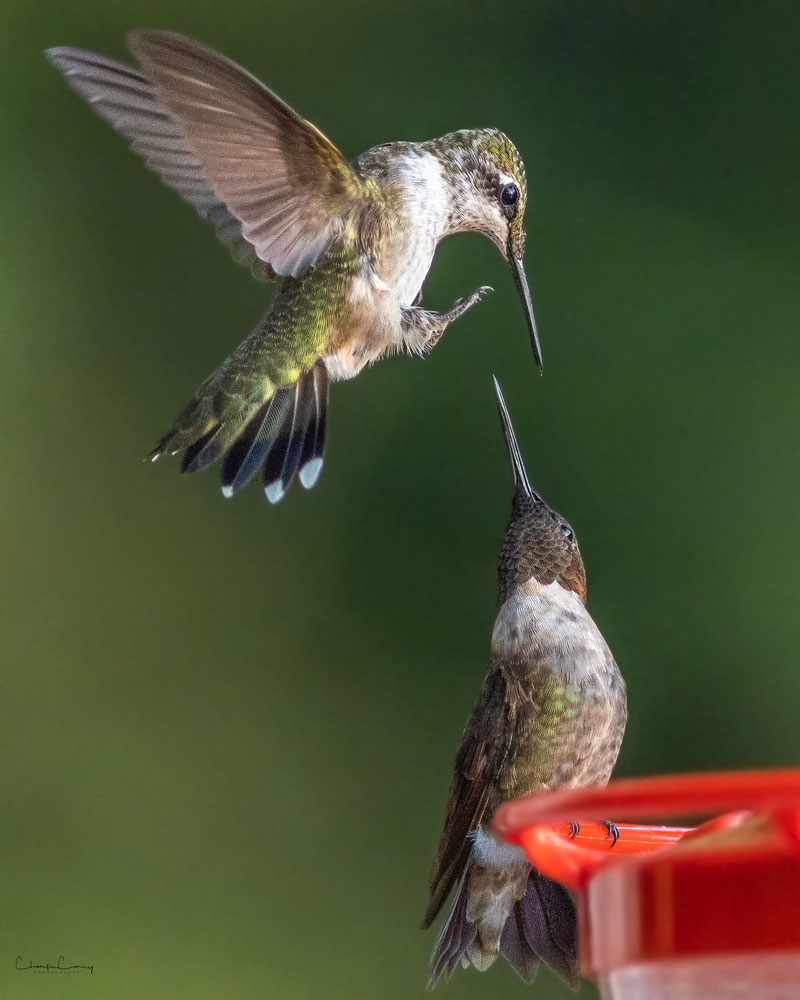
[423,666,515,929]
[46,46,274,282]
[127,30,366,278]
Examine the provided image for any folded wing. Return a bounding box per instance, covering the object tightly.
[423,668,514,929]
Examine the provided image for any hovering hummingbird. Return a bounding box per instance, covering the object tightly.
[46,32,542,502]
[423,379,627,988]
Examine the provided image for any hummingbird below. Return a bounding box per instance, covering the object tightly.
[46,32,542,502]
[423,379,627,988]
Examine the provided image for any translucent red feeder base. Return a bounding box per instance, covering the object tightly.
[492,769,800,1000]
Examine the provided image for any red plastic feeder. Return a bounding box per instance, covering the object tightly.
[493,769,800,999]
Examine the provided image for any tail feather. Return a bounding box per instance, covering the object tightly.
[428,875,477,987]
[498,905,540,983]
[221,392,293,497]
[219,403,270,494]
[428,867,578,990]
[262,363,326,503]
[153,361,329,501]
[297,362,328,489]
[522,870,579,987]
[263,382,307,503]
[181,421,243,475]
[178,423,220,473]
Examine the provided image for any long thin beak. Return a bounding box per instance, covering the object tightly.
[509,254,543,373]
[492,376,540,499]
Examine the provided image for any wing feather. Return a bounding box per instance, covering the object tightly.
[128,31,366,278]
[46,45,274,282]
[423,667,515,929]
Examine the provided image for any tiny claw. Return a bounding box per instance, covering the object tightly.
[454,286,493,309]
[603,821,620,847]
[568,821,580,840]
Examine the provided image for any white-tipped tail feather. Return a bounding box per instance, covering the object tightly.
[428,827,579,989]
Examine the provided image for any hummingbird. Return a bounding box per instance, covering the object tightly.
[46,31,542,503]
[423,379,627,988]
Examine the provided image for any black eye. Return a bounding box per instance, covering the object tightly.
[500,183,519,207]
[561,523,575,542]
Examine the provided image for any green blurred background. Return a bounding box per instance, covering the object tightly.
[4,1,800,997]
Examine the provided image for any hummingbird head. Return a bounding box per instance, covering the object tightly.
[492,377,586,603]
[434,129,541,371]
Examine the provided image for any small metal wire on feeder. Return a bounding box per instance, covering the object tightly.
[493,769,800,1000]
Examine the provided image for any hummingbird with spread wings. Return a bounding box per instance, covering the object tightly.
[47,32,542,502]
[423,380,627,988]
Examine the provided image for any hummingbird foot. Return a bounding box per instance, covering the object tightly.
[603,820,620,847]
[400,286,493,355]
[450,284,494,312]
[566,820,619,846]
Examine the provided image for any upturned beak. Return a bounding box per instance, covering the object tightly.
[508,251,543,373]
[492,376,540,499]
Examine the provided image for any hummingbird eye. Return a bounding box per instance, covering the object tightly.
[499,183,519,209]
